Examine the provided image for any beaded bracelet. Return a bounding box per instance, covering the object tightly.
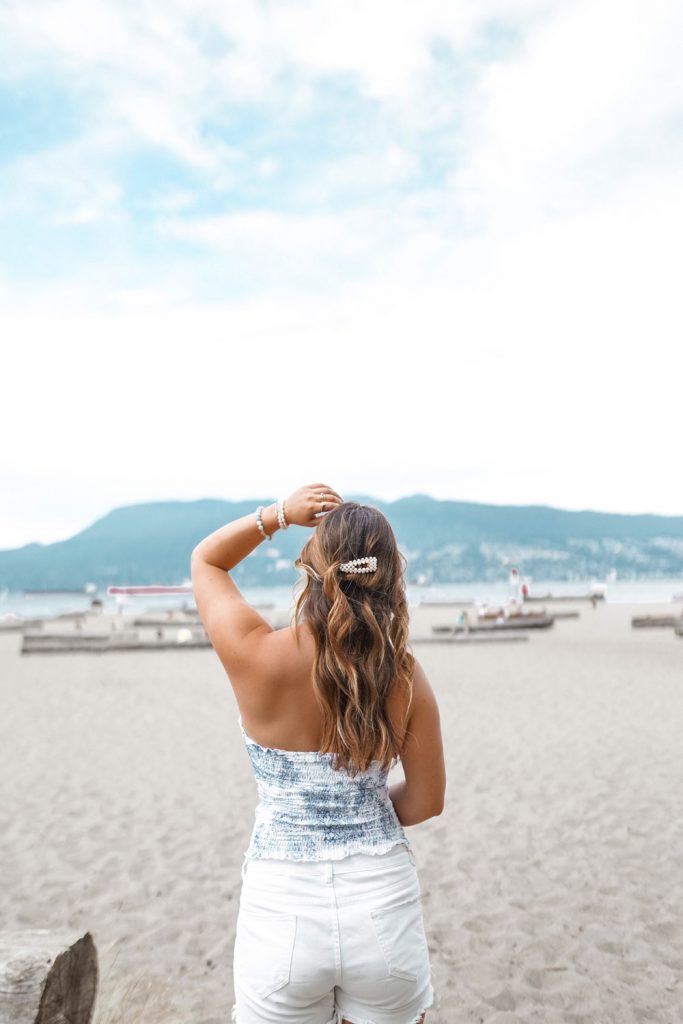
[255,505,271,541]
[276,498,289,530]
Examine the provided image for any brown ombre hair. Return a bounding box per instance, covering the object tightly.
[292,502,415,777]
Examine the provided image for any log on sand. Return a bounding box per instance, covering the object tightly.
[0,930,97,1024]
[632,615,681,629]
[412,633,529,645]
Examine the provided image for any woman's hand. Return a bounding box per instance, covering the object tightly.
[284,483,344,528]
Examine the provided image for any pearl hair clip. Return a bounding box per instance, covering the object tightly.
[339,556,378,574]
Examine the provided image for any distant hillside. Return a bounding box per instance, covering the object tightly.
[1,494,683,591]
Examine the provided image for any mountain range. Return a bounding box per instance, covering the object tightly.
[1,494,683,590]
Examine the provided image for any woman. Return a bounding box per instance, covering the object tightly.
[191,483,446,1024]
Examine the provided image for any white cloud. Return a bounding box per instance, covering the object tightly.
[0,0,551,170]
[255,157,279,179]
[453,0,683,229]
[2,128,125,223]
[294,145,419,206]
[150,189,198,213]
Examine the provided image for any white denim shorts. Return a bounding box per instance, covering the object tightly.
[232,840,434,1024]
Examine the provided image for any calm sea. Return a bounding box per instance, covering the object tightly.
[1,578,682,620]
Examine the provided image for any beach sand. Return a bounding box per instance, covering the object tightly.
[1,599,682,1023]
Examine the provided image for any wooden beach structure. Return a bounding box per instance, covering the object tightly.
[477,607,549,620]
[477,607,579,621]
[10,580,288,652]
[432,614,555,635]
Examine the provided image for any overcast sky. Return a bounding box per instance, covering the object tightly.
[1,0,681,549]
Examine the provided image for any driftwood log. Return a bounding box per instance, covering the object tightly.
[632,615,680,628]
[412,633,529,644]
[417,599,473,607]
[0,930,97,1024]
[21,634,211,654]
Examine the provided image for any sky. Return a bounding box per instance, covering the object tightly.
[1,0,682,549]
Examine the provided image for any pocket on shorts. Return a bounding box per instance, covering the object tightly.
[370,891,429,982]
[234,906,297,999]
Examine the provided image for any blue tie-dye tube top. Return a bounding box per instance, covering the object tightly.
[238,714,413,862]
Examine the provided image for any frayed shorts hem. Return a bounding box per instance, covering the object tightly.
[334,993,434,1023]
[231,1000,433,1024]
[231,1007,338,1024]
[231,1006,340,1023]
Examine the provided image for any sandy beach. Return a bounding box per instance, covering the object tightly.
[1,598,682,1023]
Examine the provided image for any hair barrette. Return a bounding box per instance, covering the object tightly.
[339,556,378,574]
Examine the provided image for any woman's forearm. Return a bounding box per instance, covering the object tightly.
[191,502,280,571]
[389,780,439,826]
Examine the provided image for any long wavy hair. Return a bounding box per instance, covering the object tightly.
[292,502,415,777]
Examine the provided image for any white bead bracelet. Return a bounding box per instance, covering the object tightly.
[276,498,289,530]
[255,505,272,541]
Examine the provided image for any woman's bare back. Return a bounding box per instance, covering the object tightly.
[236,619,412,755]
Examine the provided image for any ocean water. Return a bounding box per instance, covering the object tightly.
[1,578,682,621]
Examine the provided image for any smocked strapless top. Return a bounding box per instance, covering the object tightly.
[238,714,412,862]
